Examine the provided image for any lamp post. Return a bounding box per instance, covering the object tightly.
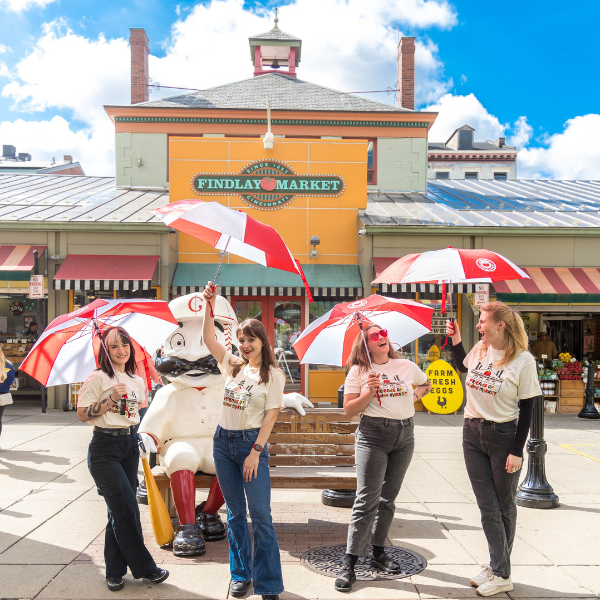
[579,363,600,419]
[516,392,559,509]
[33,250,47,414]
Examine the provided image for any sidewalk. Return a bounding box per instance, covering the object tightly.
[1,401,599,599]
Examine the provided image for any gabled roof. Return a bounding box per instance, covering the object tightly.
[130,72,413,113]
[249,28,301,42]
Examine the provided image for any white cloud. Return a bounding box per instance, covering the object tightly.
[507,116,532,149]
[425,93,506,142]
[518,114,600,180]
[0,44,9,53]
[0,0,56,12]
[0,115,115,175]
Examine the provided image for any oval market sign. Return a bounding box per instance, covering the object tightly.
[421,359,463,414]
[190,159,345,211]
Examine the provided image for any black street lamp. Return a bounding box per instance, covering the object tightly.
[579,363,600,419]
[516,393,559,509]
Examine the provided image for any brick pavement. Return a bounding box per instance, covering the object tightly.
[73,500,357,567]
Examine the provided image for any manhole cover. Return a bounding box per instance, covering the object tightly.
[301,544,427,581]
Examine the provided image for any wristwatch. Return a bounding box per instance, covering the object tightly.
[252,443,263,452]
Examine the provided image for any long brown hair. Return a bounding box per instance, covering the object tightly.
[230,318,281,384]
[475,301,530,367]
[345,323,398,373]
[0,348,8,383]
[97,326,136,378]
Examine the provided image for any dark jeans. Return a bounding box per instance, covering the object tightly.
[213,425,284,596]
[347,415,415,557]
[463,418,520,578]
[0,405,5,437]
[87,431,157,579]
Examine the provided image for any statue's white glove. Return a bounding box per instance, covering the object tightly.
[283,392,314,416]
[137,432,157,459]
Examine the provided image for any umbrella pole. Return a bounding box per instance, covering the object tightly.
[93,320,127,416]
[211,237,231,289]
[356,312,381,405]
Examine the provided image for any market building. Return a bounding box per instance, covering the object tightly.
[0,174,172,409]
[103,23,437,402]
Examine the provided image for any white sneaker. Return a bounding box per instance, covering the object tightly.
[477,575,513,597]
[470,565,494,587]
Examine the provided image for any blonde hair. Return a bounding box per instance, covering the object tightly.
[0,348,7,383]
[476,301,530,367]
[345,323,398,373]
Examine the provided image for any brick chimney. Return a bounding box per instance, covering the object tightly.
[397,37,415,110]
[63,155,72,164]
[130,28,149,105]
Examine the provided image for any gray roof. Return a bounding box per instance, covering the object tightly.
[249,28,301,42]
[0,174,167,224]
[362,180,600,229]
[428,142,516,152]
[131,73,412,113]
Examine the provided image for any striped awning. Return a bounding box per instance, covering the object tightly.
[175,285,363,298]
[377,282,477,297]
[0,245,46,280]
[493,268,600,294]
[53,255,158,291]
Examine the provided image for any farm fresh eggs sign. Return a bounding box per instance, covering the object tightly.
[191,160,345,211]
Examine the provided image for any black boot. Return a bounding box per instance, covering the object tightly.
[371,545,401,574]
[195,501,227,541]
[334,553,357,593]
[173,523,206,557]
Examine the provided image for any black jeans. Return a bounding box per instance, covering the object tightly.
[87,431,157,579]
[0,405,5,437]
[463,418,520,578]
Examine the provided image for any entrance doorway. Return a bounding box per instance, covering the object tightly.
[231,296,305,394]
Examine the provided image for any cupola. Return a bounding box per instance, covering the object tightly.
[249,9,302,78]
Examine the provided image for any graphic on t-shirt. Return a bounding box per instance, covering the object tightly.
[224,379,252,411]
[107,387,139,419]
[466,361,505,396]
[378,373,409,399]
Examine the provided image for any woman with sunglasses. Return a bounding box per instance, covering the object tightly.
[335,324,432,593]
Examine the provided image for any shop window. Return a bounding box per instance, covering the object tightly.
[116,288,158,300]
[308,301,346,372]
[367,140,377,184]
[494,172,508,181]
[464,172,478,180]
[436,172,450,180]
[0,295,41,339]
[72,290,114,311]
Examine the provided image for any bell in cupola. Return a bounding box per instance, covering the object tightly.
[248,8,302,78]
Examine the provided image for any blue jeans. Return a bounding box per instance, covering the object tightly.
[213,425,284,596]
[87,431,157,579]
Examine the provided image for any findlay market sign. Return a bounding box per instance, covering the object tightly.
[190,160,345,211]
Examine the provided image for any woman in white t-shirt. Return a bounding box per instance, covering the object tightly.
[203,283,285,600]
[77,326,168,592]
[334,323,431,593]
[446,302,541,597]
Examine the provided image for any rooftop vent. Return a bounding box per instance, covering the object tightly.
[2,145,16,158]
[18,153,31,162]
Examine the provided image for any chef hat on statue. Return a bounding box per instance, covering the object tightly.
[168,293,237,324]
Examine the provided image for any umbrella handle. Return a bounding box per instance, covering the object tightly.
[356,312,381,406]
[93,320,127,415]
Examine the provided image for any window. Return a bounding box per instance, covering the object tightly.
[465,172,478,180]
[494,172,508,181]
[367,139,377,184]
[435,172,450,180]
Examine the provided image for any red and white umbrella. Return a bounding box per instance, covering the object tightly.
[19,299,179,387]
[152,200,313,300]
[372,248,529,285]
[293,295,433,367]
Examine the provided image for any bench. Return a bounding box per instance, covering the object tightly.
[152,408,359,517]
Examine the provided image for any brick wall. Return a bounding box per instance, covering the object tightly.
[130,28,149,105]
[116,132,168,188]
[373,137,427,191]
[397,37,415,111]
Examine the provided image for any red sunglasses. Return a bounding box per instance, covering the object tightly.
[367,329,388,342]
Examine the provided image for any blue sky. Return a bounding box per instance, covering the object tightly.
[0,0,599,178]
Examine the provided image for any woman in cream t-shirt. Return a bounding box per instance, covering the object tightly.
[447,302,541,598]
[77,326,168,592]
[334,324,431,594]
[203,283,285,600]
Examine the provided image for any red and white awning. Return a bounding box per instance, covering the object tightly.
[0,245,46,271]
[493,268,600,294]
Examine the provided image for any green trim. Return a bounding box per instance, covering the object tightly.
[115,116,429,128]
[496,293,600,304]
[0,270,30,281]
[173,263,362,288]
